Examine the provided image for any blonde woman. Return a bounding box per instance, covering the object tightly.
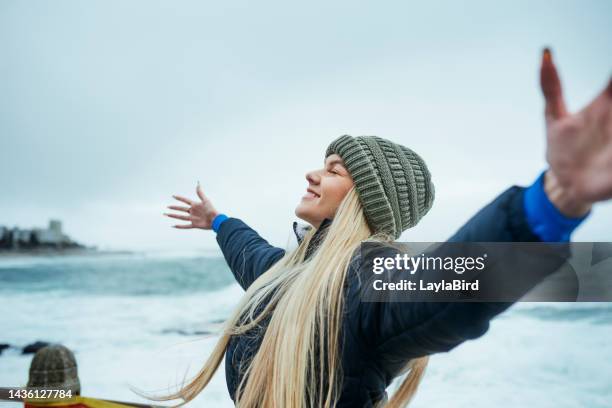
[162,50,612,407]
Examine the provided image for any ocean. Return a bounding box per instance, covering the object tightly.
[1,252,611,407]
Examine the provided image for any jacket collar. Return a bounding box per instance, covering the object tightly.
[292,218,332,244]
[292,218,333,259]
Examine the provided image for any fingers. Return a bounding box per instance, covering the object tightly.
[540,47,568,121]
[164,213,193,222]
[172,195,194,206]
[196,181,206,202]
[173,224,194,229]
[167,205,190,213]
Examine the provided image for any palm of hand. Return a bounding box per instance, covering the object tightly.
[541,49,612,203]
[165,184,219,230]
[186,201,213,229]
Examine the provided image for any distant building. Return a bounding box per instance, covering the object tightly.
[34,219,70,246]
[0,220,84,251]
[16,229,32,243]
[0,226,7,247]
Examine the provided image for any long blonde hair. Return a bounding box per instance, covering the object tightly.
[146,187,428,407]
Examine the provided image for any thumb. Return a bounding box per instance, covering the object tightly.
[540,48,568,121]
[196,180,206,202]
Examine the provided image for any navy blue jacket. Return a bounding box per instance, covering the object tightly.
[215,186,560,407]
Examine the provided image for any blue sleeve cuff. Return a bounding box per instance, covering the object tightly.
[523,171,590,242]
[212,214,229,233]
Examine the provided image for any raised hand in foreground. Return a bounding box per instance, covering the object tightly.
[541,48,612,217]
[164,182,219,230]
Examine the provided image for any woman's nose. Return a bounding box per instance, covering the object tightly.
[305,169,321,184]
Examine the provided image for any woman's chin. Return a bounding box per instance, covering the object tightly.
[294,203,312,223]
[294,204,305,218]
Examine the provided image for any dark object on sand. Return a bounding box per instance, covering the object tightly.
[0,343,9,355]
[27,344,81,394]
[22,341,50,354]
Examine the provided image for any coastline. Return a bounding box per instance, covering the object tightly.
[0,248,133,258]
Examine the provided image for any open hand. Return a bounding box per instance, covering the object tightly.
[541,48,612,214]
[164,183,219,229]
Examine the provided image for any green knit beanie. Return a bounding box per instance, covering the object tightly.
[325,135,435,239]
[27,344,81,394]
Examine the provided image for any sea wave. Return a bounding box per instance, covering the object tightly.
[0,252,234,295]
[510,303,612,324]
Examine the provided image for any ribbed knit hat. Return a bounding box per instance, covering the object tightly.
[27,344,81,394]
[326,135,435,239]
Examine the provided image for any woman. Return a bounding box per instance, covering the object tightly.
[161,50,612,407]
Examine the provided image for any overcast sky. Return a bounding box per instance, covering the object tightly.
[1,0,611,252]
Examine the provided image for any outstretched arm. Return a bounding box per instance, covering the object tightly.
[360,48,612,363]
[215,217,285,290]
[165,183,285,290]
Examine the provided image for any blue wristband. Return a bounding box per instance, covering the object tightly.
[212,214,229,233]
[523,171,590,242]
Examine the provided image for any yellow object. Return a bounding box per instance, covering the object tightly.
[25,396,143,408]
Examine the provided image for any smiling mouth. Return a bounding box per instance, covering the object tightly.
[303,189,320,199]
